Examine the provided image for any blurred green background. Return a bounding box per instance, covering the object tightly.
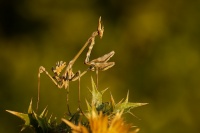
[1,0,200,133]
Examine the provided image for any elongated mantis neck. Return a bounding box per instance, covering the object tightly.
[70,31,98,66]
[65,16,103,72]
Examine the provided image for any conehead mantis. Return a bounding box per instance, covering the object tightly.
[37,17,115,114]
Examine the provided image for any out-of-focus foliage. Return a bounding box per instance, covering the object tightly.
[1,0,200,133]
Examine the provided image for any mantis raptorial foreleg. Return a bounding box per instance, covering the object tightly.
[83,17,115,88]
[84,36,115,88]
[85,51,115,88]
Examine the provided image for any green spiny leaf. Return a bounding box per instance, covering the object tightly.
[28,99,33,114]
[110,92,115,105]
[48,114,52,124]
[89,77,104,107]
[6,110,30,131]
[35,111,50,132]
[113,91,148,114]
[85,99,92,112]
[6,100,34,131]
[6,110,30,125]
[125,90,129,103]
[91,77,97,92]
[101,88,108,95]
[40,106,48,118]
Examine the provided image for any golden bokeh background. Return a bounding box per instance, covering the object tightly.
[1,0,200,133]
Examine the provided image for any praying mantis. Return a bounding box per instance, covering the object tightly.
[37,17,115,112]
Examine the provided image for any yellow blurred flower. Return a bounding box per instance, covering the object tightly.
[62,110,139,133]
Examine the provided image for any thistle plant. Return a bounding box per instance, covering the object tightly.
[6,17,147,133]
